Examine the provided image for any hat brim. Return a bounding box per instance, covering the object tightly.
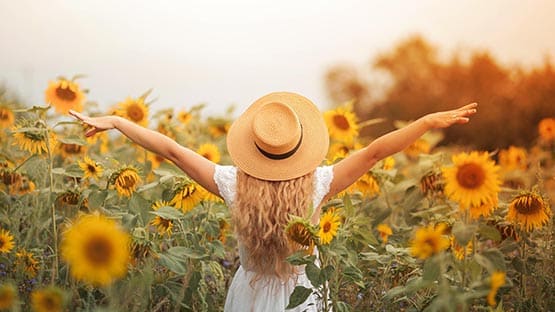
[227,92,329,181]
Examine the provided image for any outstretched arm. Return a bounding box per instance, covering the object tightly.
[326,103,478,198]
[69,110,218,195]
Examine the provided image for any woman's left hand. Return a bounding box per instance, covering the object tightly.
[424,102,478,129]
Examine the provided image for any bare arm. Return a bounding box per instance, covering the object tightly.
[69,110,219,195]
[326,103,478,198]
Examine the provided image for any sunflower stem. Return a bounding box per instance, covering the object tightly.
[44,123,59,284]
[520,231,527,298]
[462,208,469,290]
[12,154,37,172]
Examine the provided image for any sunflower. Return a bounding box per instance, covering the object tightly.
[0,106,15,128]
[498,146,527,171]
[0,283,17,310]
[8,175,36,196]
[130,239,154,266]
[208,121,230,138]
[376,223,393,244]
[420,172,445,197]
[61,213,130,286]
[318,209,341,245]
[506,191,552,232]
[450,236,473,261]
[218,219,230,244]
[196,143,221,163]
[326,141,363,163]
[0,228,15,254]
[58,142,86,159]
[170,180,205,213]
[352,172,380,197]
[16,249,40,277]
[198,184,223,203]
[149,200,174,236]
[487,271,506,307]
[45,78,85,114]
[147,152,167,170]
[323,106,359,143]
[285,217,318,255]
[30,286,66,312]
[467,197,498,220]
[538,117,555,142]
[409,224,450,260]
[382,156,396,170]
[12,122,58,155]
[116,97,149,127]
[86,131,110,154]
[110,166,141,197]
[442,151,501,210]
[178,110,193,124]
[403,138,431,159]
[78,156,103,180]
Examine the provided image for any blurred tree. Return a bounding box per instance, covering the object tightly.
[326,35,555,150]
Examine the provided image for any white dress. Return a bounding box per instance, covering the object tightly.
[213,165,334,312]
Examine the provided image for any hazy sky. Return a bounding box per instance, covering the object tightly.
[1,0,554,117]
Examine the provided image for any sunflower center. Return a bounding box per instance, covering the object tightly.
[63,143,82,154]
[332,114,350,130]
[424,237,437,249]
[85,236,113,265]
[0,239,4,248]
[43,296,58,309]
[0,109,10,120]
[118,174,137,188]
[87,164,97,173]
[323,222,331,233]
[55,86,77,101]
[127,104,145,122]
[456,163,485,189]
[514,195,543,215]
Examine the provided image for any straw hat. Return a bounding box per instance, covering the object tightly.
[227,92,329,181]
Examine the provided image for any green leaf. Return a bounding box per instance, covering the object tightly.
[422,258,441,281]
[158,253,187,275]
[452,221,477,246]
[305,262,321,287]
[65,163,84,178]
[57,135,87,145]
[51,167,66,175]
[168,246,208,260]
[335,301,352,312]
[286,286,313,310]
[320,264,334,283]
[474,249,506,273]
[149,206,185,220]
[88,189,108,209]
[341,265,363,286]
[286,252,315,266]
[477,224,501,242]
[13,105,51,113]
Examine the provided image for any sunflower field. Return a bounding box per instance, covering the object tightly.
[0,77,554,312]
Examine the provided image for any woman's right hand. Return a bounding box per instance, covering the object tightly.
[69,110,119,137]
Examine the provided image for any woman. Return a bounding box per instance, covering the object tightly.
[70,92,477,311]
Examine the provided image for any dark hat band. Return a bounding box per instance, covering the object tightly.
[254,125,303,160]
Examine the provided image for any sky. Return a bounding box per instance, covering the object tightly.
[1,0,555,117]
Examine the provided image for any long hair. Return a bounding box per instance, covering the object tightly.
[232,169,314,281]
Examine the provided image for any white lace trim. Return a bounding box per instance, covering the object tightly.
[213,165,333,209]
[312,166,333,208]
[213,165,237,207]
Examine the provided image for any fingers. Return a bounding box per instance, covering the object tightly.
[85,128,98,137]
[68,109,84,121]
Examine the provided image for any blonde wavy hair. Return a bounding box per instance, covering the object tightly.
[232,169,315,281]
